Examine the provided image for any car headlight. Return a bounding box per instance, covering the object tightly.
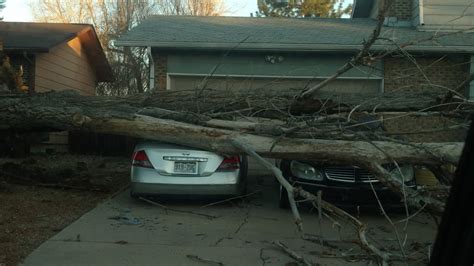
[290,161,323,181]
[389,164,414,182]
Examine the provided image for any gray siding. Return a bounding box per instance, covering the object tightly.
[167,53,382,78]
[417,0,474,30]
[470,55,474,100]
[169,76,381,93]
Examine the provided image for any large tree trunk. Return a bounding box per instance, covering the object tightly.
[2,88,467,120]
[0,90,463,164]
[0,90,468,214]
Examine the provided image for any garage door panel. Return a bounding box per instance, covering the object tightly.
[169,75,381,94]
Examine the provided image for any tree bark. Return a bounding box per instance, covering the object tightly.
[0,91,463,165]
[2,88,467,121]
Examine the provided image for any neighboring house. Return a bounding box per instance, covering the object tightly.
[0,22,114,154]
[0,22,113,95]
[116,0,473,143]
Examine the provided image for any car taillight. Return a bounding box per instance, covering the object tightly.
[217,156,240,171]
[132,150,154,168]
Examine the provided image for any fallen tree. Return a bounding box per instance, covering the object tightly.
[0,89,469,216]
[0,90,464,163]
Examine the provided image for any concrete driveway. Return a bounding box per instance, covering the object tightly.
[24,175,437,265]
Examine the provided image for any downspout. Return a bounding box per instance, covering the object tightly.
[419,0,424,26]
[147,46,155,91]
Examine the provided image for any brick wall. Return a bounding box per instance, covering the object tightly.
[383,55,470,142]
[384,55,470,93]
[383,115,467,142]
[153,53,168,90]
[387,0,412,20]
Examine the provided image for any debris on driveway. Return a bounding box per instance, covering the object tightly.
[108,215,142,225]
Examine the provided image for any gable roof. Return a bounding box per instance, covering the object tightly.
[0,22,114,82]
[116,15,474,53]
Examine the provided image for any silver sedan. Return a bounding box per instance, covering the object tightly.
[130,142,248,198]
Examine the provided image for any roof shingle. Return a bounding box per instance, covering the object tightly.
[116,15,474,53]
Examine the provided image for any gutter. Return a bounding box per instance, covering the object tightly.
[115,41,474,54]
[147,46,155,91]
[3,48,49,53]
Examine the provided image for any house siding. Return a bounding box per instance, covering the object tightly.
[159,51,383,92]
[166,52,382,78]
[417,0,474,30]
[35,36,97,96]
[470,55,474,100]
[383,55,470,142]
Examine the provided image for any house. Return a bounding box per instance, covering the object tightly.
[0,22,114,154]
[115,0,473,143]
[0,22,113,96]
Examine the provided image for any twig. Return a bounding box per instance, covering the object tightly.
[317,190,324,247]
[34,183,105,192]
[200,190,261,208]
[139,197,218,220]
[231,140,303,231]
[274,241,312,266]
[395,203,428,224]
[186,254,224,266]
[368,178,407,258]
[301,234,340,249]
[259,248,269,266]
[196,36,250,97]
[231,139,392,263]
[295,187,392,264]
[298,0,393,99]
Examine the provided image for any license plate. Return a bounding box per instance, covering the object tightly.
[174,162,198,174]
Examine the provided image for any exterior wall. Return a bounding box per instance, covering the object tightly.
[369,0,380,19]
[8,54,35,90]
[387,0,413,20]
[153,53,168,90]
[411,0,421,26]
[166,52,382,78]
[384,55,470,93]
[169,76,381,93]
[470,55,474,100]
[383,55,470,142]
[35,36,97,96]
[416,0,474,30]
[383,115,467,142]
[369,0,412,23]
[161,51,383,92]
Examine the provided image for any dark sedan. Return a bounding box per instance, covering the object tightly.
[278,160,416,208]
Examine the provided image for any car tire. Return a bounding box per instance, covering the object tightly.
[238,156,249,196]
[279,184,290,209]
[130,190,140,200]
[239,179,248,196]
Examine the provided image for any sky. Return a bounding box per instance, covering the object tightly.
[0,0,258,22]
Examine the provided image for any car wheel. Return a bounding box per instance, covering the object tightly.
[239,157,248,196]
[130,190,139,200]
[239,179,248,195]
[279,184,290,209]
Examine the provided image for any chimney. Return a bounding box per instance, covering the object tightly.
[356,0,414,27]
